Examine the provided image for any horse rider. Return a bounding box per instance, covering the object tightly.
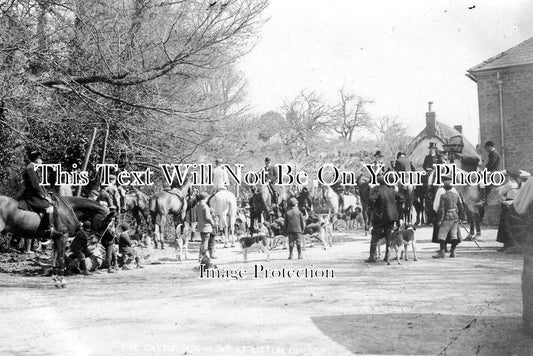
[264,157,280,205]
[371,150,391,178]
[207,158,228,205]
[105,174,121,212]
[483,140,503,196]
[394,151,415,172]
[19,150,61,238]
[422,142,444,174]
[483,140,503,173]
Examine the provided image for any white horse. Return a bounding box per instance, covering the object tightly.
[321,185,340,229]
[209,190,237,248]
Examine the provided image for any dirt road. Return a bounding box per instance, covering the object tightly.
[1,226,532,356]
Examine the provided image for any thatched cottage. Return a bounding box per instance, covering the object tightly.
[407,102,480,169]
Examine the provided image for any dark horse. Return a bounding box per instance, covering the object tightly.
[249,184,289,236]
[0,195,115,287]
[397,183,415,226]
[356,174,371,235]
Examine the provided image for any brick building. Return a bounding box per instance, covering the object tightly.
[467,37,533,225]
[467,37,533,173]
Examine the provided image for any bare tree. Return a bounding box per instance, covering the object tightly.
[373,116,411,158]
[282,91,330,156]
[331,88,372,142]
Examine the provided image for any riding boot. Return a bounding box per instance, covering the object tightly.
[296,243,303,259]
[450,241,458,258]
[46,212,61,239]
[433,241,446,258]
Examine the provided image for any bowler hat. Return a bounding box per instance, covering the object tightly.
[28,150,42,161]
[484,140,495,148]
[441,175,453,182]
[215,158,222,164]
[199,191,209,200]
[265,157,271,163]
[374,150,383,158]
[428,142,437,149]
[120,222,130,231]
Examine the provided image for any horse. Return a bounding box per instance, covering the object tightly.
[121,187,150,234]
[320,184,340,230]
[397,183,415,226]
[356,174,371,235]
[149,178,192,250]
[209,189,237,248]
[249,184,289,236]
[0,195,114,287]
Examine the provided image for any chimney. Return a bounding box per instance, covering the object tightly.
[454,125,463,134]
[425,101,436,137]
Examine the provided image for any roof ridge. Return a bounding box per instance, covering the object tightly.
[468,37,533,72]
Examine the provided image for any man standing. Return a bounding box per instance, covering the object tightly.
[434,179,464,259]
[484,140,502,172]
[284,198,306,260]
[365,176,405,263]
[197,192,217,260]
[20,150,60,238]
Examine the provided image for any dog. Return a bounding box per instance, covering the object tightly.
[200,255,217,270]
[377,224,417,265]
[303,220,332,249]
[267,217,287,250]
[348,206,365,230]
[239,233,271,262]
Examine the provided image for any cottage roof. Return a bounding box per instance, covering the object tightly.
[468,37,533,73]
[407,120,480,170]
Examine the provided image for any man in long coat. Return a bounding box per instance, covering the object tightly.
[365,176,405,263]
[19,150,59,238]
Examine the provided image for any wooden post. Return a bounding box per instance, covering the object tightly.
[96,120,110,190]
[77,127,98,196]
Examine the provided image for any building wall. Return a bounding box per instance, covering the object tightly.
[475,64,533,173]
[474,64,533,225]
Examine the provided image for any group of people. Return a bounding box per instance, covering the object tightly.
[363,139,523,262]
[69,220,142,275]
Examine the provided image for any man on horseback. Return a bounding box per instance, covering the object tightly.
[264,157,280,205]
[19,150,61,238]
[422,142,443,172]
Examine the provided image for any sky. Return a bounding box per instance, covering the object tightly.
[238,0,533,145]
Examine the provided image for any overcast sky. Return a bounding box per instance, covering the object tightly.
[238,0,533,145]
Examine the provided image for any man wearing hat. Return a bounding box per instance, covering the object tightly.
[197,191,217,259]
[70,221,96,275]
[264,157,280,205]
[19,150,60,238]
[422,142,444,173]
[433,176,464,258]
[483,140,502,173]
[284,197,306,260]
[104,174,121,212]
[394,152,415,172]
[365,175,405,263]
[211,158,228,195]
